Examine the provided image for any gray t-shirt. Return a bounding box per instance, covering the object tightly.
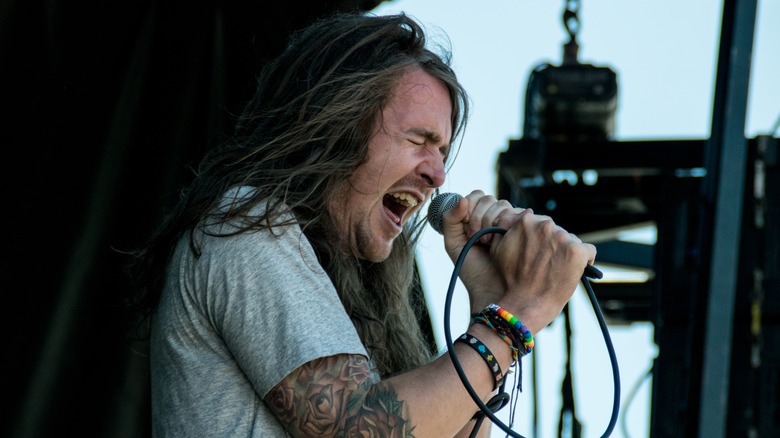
[150,190,367,436]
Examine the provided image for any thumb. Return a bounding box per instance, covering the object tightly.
[441,197,469,241]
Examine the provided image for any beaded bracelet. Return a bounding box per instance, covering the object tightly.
[485,304,535,356]
[455,333,503,390]
[472,315,519,363]
[474,310,522,355]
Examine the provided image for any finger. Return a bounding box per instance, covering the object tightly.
[462,190,487,223]
[441,195,469,239]
[583,242,597,265]
[492,208,532,232]
[476,200,511,245]
[471,196,507,243]
[555,230,598,276]
[564,240,599,278]
[494,212,557,265]
[464,194,501,239]
[461,191,491,238]
[481,199,515,230]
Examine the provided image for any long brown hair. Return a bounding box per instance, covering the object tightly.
[128,12,469,377]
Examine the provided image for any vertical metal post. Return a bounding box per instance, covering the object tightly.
[698,0,757,436]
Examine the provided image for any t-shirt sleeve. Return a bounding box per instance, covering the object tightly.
[178,219,368,398]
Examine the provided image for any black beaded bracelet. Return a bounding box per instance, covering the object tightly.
[455,333,504,390]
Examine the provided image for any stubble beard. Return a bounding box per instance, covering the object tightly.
[352,210,394,263]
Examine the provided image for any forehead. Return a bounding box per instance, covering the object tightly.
[384,68,453,144]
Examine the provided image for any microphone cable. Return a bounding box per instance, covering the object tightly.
[443,227,620,438]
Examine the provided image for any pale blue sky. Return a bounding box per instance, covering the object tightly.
[372,1,779,437]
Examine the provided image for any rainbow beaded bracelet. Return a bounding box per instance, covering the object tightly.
[485,304,535,356]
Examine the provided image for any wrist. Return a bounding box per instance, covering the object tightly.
[467,289,504,316]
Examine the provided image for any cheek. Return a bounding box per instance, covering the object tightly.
[351,158,391,191]
[327,184,353,227]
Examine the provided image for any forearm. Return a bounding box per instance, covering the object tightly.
[386,323,513,436]
[266,324,514,437]
[455,421,491,438]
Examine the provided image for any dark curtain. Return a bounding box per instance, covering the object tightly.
[1,1,383,436]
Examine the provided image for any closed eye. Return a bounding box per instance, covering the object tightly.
[440,145,451,161]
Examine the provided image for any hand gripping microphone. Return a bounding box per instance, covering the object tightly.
[427,192,603,279]
[426,192,619,438]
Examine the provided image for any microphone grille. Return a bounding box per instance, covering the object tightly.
[427,193,462,234]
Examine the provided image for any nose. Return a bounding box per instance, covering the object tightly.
[418,154,446,188]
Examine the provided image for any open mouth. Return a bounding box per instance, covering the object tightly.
[383,192,418,226]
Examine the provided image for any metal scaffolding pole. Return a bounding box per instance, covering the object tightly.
[697,0,757,437]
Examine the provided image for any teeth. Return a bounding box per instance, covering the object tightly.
[391,193,418,208]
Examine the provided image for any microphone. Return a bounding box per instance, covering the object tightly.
[427,192,603,279]
[427,192,463,234]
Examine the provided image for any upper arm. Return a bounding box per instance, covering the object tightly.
[265,353,416,437]
[192,216,367,398]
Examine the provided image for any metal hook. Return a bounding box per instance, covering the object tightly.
[562,0,581,64]
[563,9,579,42]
